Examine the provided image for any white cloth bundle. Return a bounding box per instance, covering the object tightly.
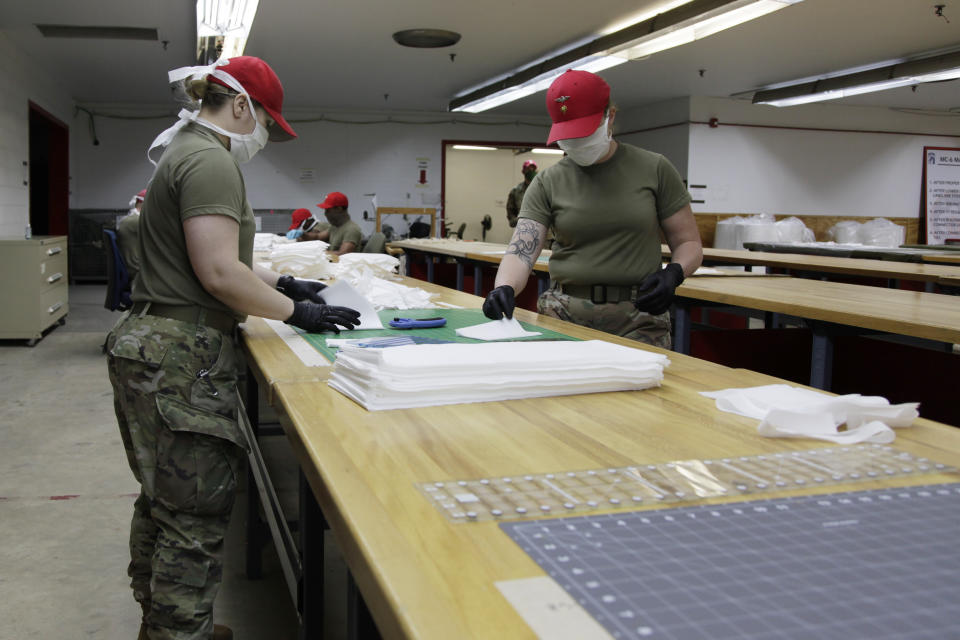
[253,232,286,252]
[700,384,919,443]
[329,340,670,411]
[331,255,438,310]
[269,240,333,279]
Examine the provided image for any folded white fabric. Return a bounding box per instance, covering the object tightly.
[455,318,541,340]
[700,384,919,444]
[269,240,333,279]
[329,340,670,410]
[331,262,438,310]
[317,280,383,329]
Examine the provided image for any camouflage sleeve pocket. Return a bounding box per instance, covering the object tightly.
[154,394,247,515]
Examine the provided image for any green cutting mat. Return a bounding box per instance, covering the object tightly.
[299,308,580,362]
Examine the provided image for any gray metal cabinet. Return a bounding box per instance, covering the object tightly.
[0,236,69,344]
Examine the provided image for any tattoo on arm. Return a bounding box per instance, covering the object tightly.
[506,219,546,269]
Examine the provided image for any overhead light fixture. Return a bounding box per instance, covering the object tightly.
[532,148,565,155]
[196,0,259,61]
[450,0,803,113]
[35,24,158,40]
[452,145,498,151]
[753,50,960,107]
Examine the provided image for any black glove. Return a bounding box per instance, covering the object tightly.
[633,263,685,316]
[276,275,327,303]
[285,300,361,334]
[482,285,516,320]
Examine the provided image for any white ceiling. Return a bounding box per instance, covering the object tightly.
[2,0,959,117]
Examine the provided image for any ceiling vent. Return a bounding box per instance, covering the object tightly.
[35,24,158,40]
[392,29,460,48]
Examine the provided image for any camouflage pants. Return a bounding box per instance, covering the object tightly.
[538,285,673,349]
[106,313,247,640]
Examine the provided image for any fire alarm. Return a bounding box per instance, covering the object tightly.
[708,118,719,128]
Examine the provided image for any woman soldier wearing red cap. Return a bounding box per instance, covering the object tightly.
[484,70,703,349]
[106,56,360,640]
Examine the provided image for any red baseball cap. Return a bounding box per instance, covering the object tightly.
[545,70,610,145]
[317,192,349,209]
[522,160,537,170]
[289,208,312,230]
[135,189,147,201]
[209,56,297,142]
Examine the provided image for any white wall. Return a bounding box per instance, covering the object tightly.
[688,97,960,217]
[69,108,553,237]
[0,33,74,237]
[616,98,691,179]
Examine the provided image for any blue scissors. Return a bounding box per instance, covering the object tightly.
[389,316,447,329]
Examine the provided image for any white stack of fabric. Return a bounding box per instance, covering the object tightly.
[269,240,333,279]
[332,254,438,310]
[328,340,670,411]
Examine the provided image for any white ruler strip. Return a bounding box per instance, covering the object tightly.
[262,318,331,367]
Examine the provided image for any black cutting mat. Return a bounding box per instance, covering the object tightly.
[501,483,960,640]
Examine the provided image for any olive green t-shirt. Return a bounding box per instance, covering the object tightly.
[520,143,690,286]
[134,123,255,320]
[328,220,363,252]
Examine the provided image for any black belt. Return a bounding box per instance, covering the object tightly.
[130,302,238,334]
[558,283,639,304]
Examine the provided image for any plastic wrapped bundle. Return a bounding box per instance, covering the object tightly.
[269,240,333,279]
[739,214,778,247]
[775,217,808,244]
[714,217,744,249]
[827,220,862,244]
[858,218,905,247]
[328,340,670,411]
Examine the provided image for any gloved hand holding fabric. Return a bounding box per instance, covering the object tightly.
[276,274,327,303]
[633,263,684,315]
[285,300,361,334]
[482,285,516,320]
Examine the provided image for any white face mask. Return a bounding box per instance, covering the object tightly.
[148,103,268,165]
[198,102,268,164]
[557,115,612,166]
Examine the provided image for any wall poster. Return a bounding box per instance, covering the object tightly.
[922,146,960,245]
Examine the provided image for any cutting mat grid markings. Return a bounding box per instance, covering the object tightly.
[502,484,960,639]
[418,445,955,522]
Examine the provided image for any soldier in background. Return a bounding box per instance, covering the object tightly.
[506,160,537,228]
[312,191,363,255]
[117,188,146,285]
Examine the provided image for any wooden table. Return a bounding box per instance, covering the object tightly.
[387,239,552,294]
[240,276,960,639]
[239,278,733,636]
[689,246,960,292]
[674,276,960,389]
[271,352,960,640]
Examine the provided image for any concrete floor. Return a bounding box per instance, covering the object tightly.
[0,285,348,640]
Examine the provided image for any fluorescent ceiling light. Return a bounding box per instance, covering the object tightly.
[454,55,625,114]
[532,148,565,155]
[753,50,960,107]
[451,0,802,113]
[197,0,259,59]
[452,145,498,151]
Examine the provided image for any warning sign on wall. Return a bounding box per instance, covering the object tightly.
[416,157,430,188]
